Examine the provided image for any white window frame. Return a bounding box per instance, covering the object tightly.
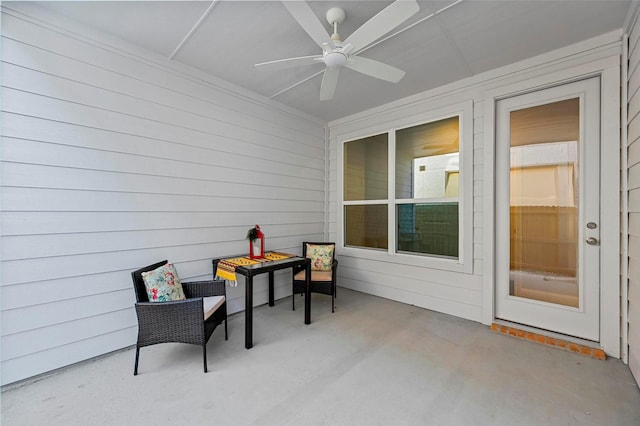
[337,100,473,273]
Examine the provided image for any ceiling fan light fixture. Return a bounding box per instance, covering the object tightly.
[325,51,347,68]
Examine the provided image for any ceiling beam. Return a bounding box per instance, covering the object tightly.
[270,69,325,99]
[358,0,464,55]
[169,0,220,59]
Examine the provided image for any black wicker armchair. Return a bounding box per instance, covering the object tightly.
[131,260,228,375]
[292,242,338,313]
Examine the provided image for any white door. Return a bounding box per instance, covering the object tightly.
[495,77,600,341]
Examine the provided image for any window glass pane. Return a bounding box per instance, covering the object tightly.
[344,134,388,201]
[397,203,459,258]
[509,98,579,307]
[345,205,388,249]
[396,117,459,199]
[445,171,459,197]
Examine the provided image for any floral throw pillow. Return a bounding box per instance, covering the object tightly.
[141,263,186,302]
[306,244,335,271]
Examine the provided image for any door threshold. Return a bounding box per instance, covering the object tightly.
[491,320,606,360]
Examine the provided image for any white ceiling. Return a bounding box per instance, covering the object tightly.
[29,0,631,122]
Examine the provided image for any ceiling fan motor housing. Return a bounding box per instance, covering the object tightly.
[324,8,348,68]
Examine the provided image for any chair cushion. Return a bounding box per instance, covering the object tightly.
[141,263,186,302]
[294,270,333,282]
[203,295,225,320]
[306,243,335,271]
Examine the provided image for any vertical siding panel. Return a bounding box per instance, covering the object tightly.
[473,100,484,276]
[0,7,327,385]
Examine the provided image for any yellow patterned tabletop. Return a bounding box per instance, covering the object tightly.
[215,252,295,284]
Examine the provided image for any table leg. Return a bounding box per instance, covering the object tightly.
[304,262,311,325]
[245,275,253,349]
[268,271,275,307]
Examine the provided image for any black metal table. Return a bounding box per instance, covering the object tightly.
[212,255,311,349]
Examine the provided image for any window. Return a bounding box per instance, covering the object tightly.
[343,133,388,249]
[396,117,460,258]
[340,101,472,270]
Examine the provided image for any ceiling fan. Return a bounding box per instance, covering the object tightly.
[255,0,420,101]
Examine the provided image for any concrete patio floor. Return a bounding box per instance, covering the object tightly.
[2,288,640,425]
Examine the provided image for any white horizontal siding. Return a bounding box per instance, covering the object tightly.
[1,6,327,385]
[1,11,317,137]
[2,210,324,236]
[5,328,138,386]
[628,3,640,385]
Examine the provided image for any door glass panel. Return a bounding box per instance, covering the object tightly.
[509,98,579,307]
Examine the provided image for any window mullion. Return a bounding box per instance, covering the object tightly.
[396,198,459,204]
[343,200,388,205]
[388,129,396,256]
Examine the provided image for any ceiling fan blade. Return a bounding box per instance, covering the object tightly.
[346,56,406,83]
[282,1,331,50]
[255,55,323,71]
[320,67,340,101]
[344,0,419,53]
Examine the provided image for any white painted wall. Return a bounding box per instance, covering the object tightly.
[329,32,623,350]
[626,2,640,384]
[0,5,327,385]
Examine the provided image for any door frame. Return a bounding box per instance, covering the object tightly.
[494,77,601,341]
[482,56,621,357]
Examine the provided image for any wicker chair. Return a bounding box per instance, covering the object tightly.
[292,242,338,313]
[131,260,228,375]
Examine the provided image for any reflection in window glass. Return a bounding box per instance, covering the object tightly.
[413,153,459,199]
[344,134,388,201]
[396,117,459,199]
[445,171,459,197]
[509,98,579,307]
[341,108,466,262]
[397,203,459,257]
[395,116,460,258]
[345,205,388,249]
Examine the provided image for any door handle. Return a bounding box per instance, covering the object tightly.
[586,237,598,245]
